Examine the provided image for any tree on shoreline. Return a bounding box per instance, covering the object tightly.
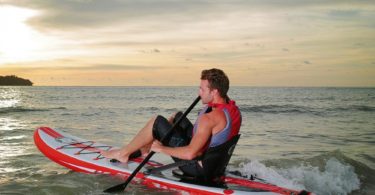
[0,75,33,86]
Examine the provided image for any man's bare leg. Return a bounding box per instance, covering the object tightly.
[138,112,177,156]
[101,116,156,162]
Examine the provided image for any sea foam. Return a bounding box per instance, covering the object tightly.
[238,157,360,195]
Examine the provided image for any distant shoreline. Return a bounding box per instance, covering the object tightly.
[0,75,33,86]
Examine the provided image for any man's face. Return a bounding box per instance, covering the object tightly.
[199,80,214,104]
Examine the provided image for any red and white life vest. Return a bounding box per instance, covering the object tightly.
[193,100,242,147]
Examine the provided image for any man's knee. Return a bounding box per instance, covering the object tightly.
[152,115,170,141]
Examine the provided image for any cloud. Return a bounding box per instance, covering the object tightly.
[1,0,374,86]
[3,0,218,30]
[328,10,361,18]
[3,0,372,31]
[85,64,165,70]
[1,63,167,72]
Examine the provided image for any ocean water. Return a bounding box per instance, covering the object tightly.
[0,86,374,195]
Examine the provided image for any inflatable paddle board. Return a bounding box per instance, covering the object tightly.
[34,127,312,195]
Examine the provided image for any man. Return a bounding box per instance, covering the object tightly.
[101,68,241,183]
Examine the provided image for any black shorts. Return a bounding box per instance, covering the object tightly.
[152,112,193,147]
[152,112,204,177]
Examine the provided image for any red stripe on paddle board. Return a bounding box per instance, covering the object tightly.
[225,176,304,195]
[39,126,63,138]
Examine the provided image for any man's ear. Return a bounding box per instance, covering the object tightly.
[212,88,219,96]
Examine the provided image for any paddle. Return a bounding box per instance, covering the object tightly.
[103,96,201,193]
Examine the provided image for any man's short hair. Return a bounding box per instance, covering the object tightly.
[201,68,229,98]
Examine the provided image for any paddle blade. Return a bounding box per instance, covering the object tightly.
[104,151,155,193]
[103,181,130,193]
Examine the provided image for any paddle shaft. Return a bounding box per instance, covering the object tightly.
[104,96,201,193]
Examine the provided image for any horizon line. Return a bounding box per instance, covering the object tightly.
[2,85,374,88]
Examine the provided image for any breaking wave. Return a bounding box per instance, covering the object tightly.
[231,150,374,195]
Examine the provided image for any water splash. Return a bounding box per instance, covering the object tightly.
[238,157,360,195]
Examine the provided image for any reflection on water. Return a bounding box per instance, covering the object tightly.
[0,117,28,167]
[0,116,30,185]
[0,99,19,108]
[0,142,28,158]
[0,135,26,141]
[0,117,26,131]
[0,88,45,186]
[0,87,21,108]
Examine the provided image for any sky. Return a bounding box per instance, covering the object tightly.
[0,0,374,86]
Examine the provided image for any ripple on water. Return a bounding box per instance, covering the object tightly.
[0,117,27,131]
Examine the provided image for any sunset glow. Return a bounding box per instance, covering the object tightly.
[0,1,374,86]
[0,6,41,62]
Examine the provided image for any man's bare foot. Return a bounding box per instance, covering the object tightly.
[101,149,129,163]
